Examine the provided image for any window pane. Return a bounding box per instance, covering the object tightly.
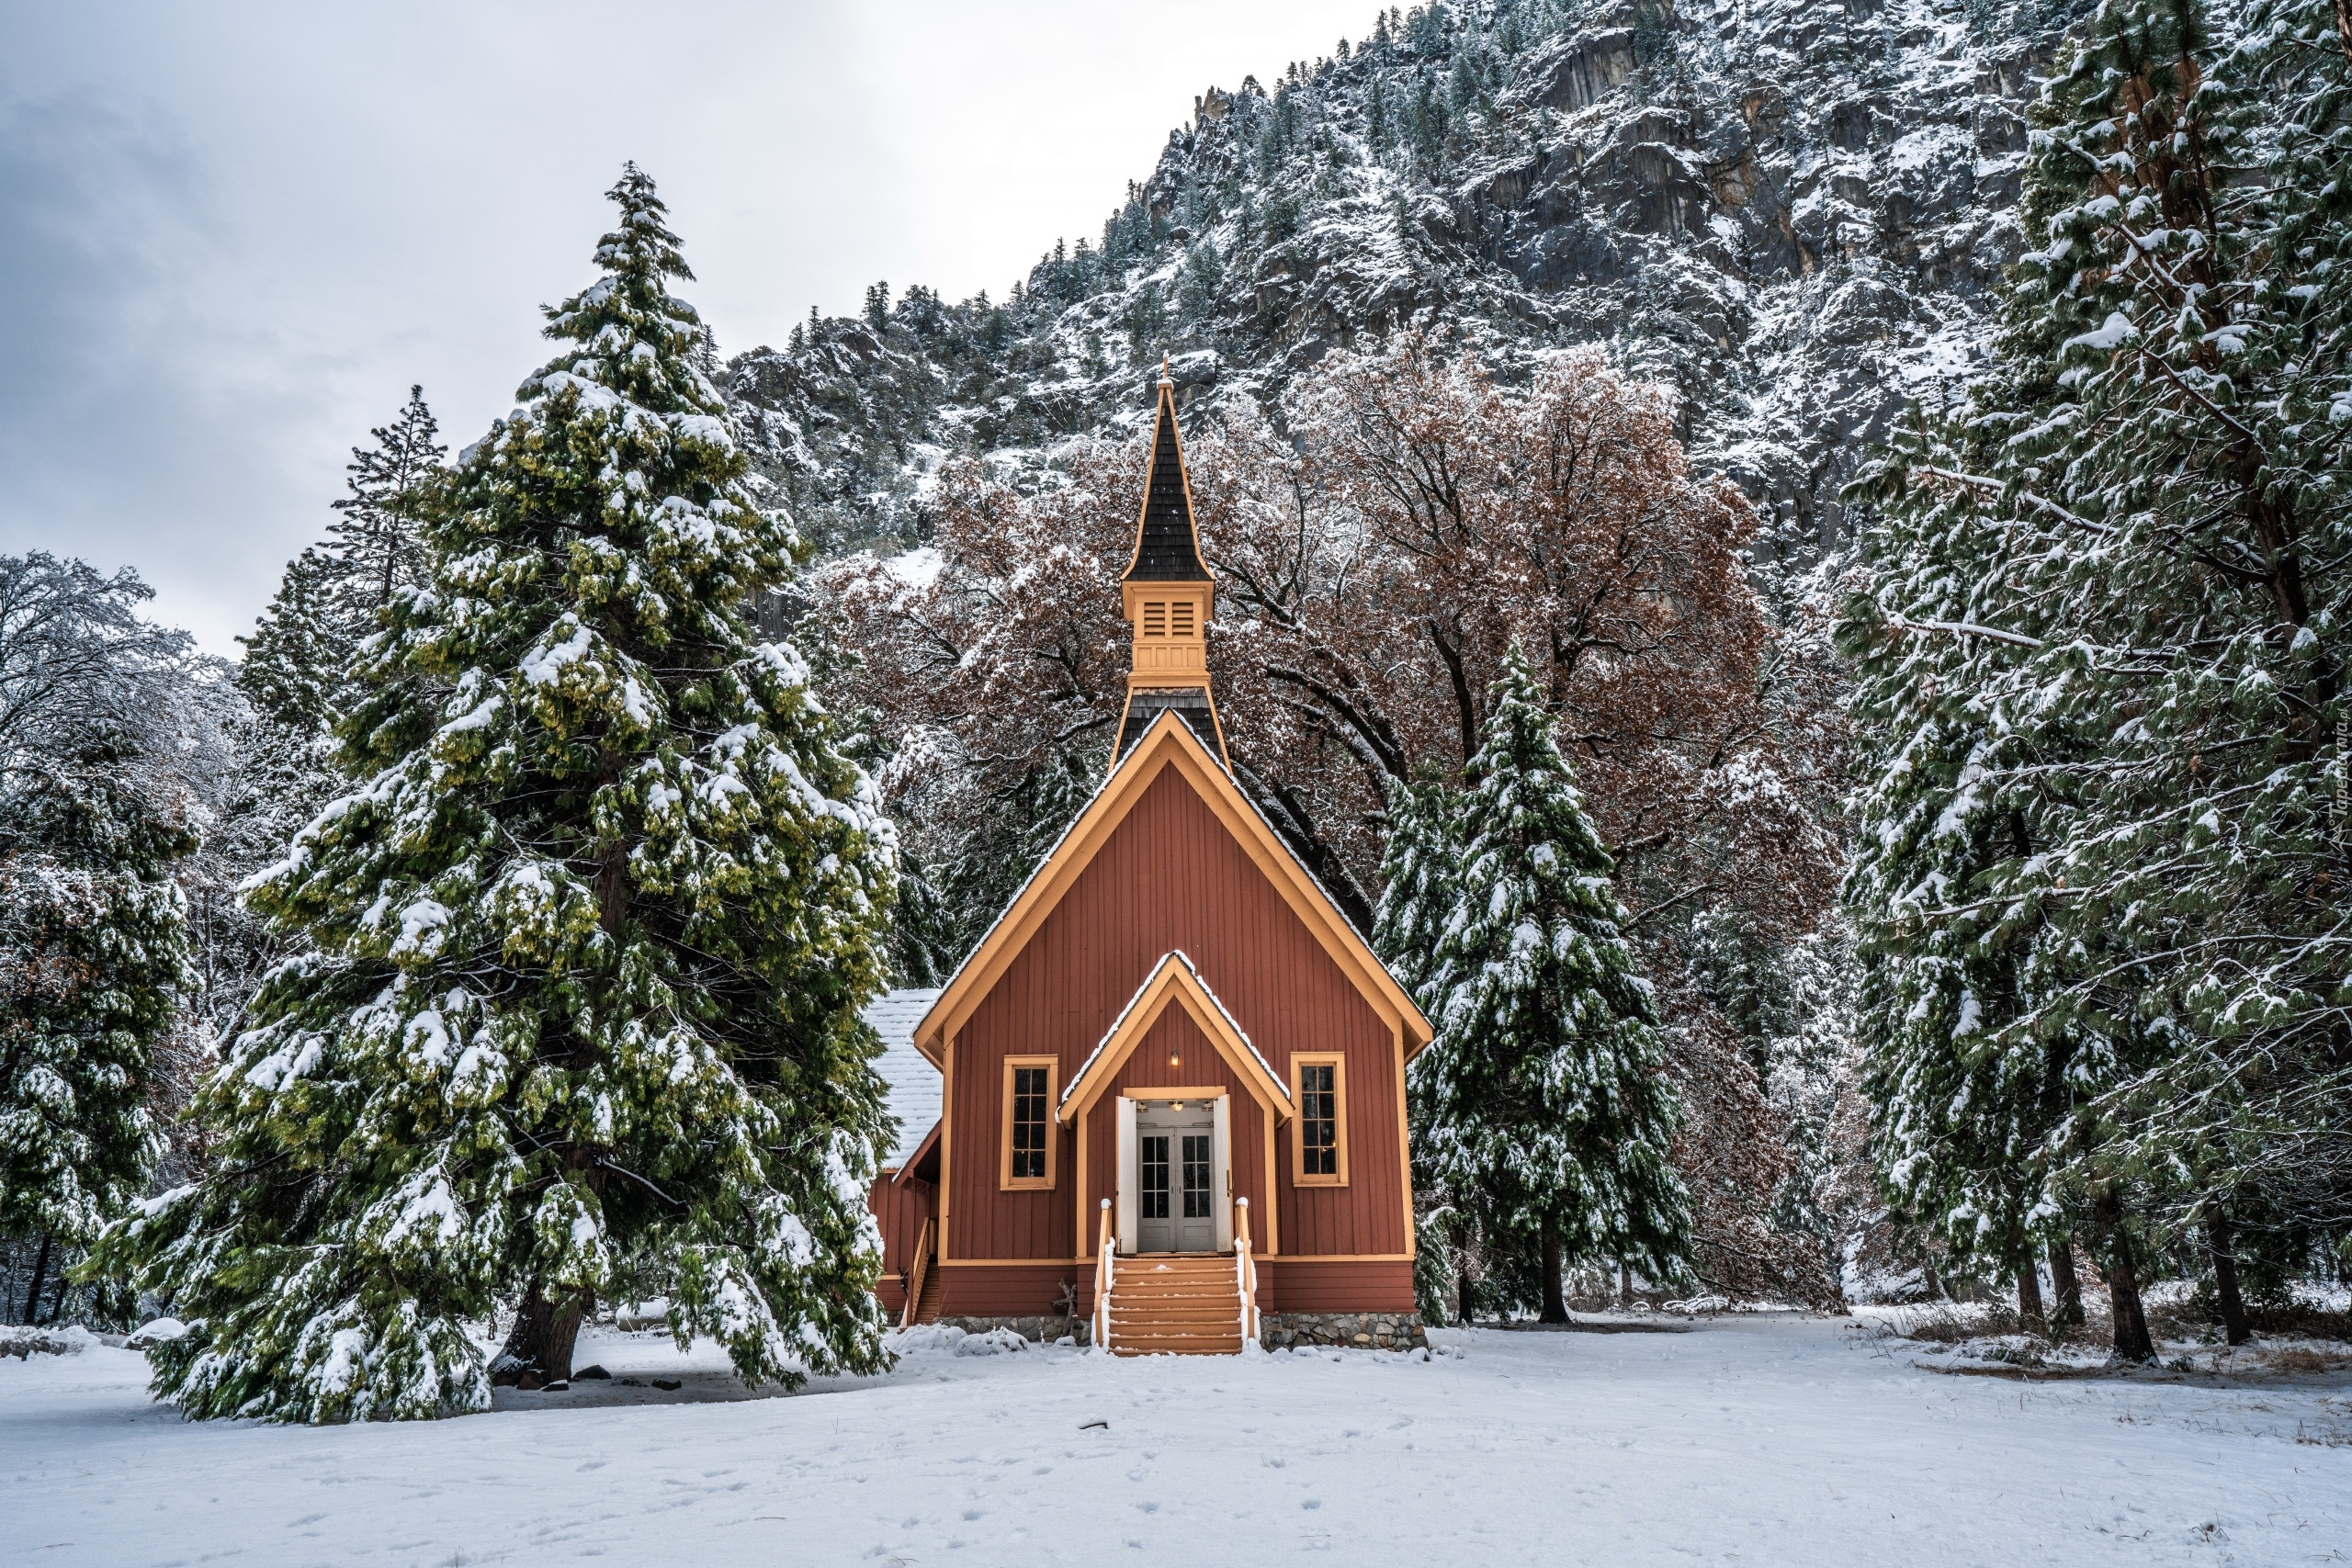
[1011,1066,1046,1179]
[1141,1134,1170,1219]
[1182,1134,1213,1218]
[1302,1064,1337,1176]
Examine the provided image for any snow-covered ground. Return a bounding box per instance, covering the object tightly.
[4,1315,2346,1566]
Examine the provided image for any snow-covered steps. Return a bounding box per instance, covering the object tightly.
[1104,1254,1247,1356]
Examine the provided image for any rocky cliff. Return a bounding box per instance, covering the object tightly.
[726,0,2075,557]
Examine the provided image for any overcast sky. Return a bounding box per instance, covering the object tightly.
[0,1,1374,654]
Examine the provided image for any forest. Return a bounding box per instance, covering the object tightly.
[2,0,2349,1416]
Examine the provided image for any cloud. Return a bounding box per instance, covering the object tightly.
[0,1,1378,656]
[0,89,346,654]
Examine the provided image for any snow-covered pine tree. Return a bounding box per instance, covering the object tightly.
[1837,0,2352,1350]
[243,388,446,746]
[0,720,196,1325]
[1841,405,2086,1327]
[93,166,899,1420]
[326,384,443,621]
[238,547,347,747]
[1410,648,1689,1320]
[1373,770,1465,1323]
[1371,770,1460,1012]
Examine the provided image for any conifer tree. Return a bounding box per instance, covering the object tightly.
[1374,771,1466,1322]
[1372,771,1460,1016]
[95,166,898,1420]
[0,722,196,1324]
[1841,406,2093,1326]
[238,548,347,745]
[327,384,443,619]
[1409,649,1689,1320]
[1842,0,2352,1353]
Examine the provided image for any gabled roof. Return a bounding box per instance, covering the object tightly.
[913,710,1432,1066]
[1058,951,1292,1126]
[862,987,943,1166]
[1124,376,1209,582]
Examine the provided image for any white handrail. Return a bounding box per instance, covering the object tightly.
[1093,1198,1114,1351]
[1233,1196,1257,1346]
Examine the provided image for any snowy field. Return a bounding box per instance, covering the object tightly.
[5,1315,2347,1567]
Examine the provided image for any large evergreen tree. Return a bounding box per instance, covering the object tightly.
[95,166,899,1420]
[0,723,196,1325]
[1841,0,2352,1351]
[1408,649,1689,1320]
[1841,406,2099,1331]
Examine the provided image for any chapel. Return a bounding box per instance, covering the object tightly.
[865,368,1433,1354]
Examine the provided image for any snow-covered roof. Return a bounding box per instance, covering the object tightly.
[1058,951,1292,1122]
[863,987,943,1167]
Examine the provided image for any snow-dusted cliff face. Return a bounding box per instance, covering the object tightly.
[726,0,2071,555]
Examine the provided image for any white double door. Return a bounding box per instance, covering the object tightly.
[1115,1096,1230,1254]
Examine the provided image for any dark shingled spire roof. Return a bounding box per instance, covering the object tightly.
[1125,377,1210,581]
[1115,686,1223,764]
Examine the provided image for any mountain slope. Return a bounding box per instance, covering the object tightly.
[725,0,2072,555]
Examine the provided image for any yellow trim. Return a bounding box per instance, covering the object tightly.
[914,713,1432,1068]
[1291,1053,1349,1187]
[939,1039,954,1260]
[1057,958,1292,1130]
[1062,953,1294,1258]
[999,1055,1058,1191]
[1393,1019,1416,1253]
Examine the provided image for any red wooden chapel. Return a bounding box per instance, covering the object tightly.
[866,368,1434,1354]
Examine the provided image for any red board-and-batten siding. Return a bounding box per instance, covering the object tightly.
[935,761,1415,1318]
[867,1173,932,1320]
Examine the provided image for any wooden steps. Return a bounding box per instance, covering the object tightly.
[914,1259,944,1325]
[1105,1254,1246,1356]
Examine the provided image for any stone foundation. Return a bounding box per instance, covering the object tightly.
[930,1314,1090,1345]
[1260,1311,1428,1351]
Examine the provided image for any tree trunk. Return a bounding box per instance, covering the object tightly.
[495,1280,593,1387]
[2015,1250,2045,1329]
[2048,1238,2085,1328]
[2208,1204,2251,1347]
[1539,1223,1571,1324]
[2093,1190,2154,1362]
[1619,1258,1633,1311]
[22,1232,52,1325]
[1457,1266,1474,1328]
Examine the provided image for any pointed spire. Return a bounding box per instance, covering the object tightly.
[1125,370,1210,582]
[1114,360,1226,770]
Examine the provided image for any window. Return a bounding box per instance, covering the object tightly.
[1001,1055,1057,1190]
[1182,1134,1214,1217]
[1143,602,1168,637]
[1292,1054,1347,1186]
[1140,1134,1170,1217]
[1170,601,1195,637]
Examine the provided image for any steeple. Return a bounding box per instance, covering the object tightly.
[1113,363,1228,768]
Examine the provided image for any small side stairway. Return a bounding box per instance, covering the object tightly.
[900,1218,943,1328]
[1106,1255,1249,1355]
